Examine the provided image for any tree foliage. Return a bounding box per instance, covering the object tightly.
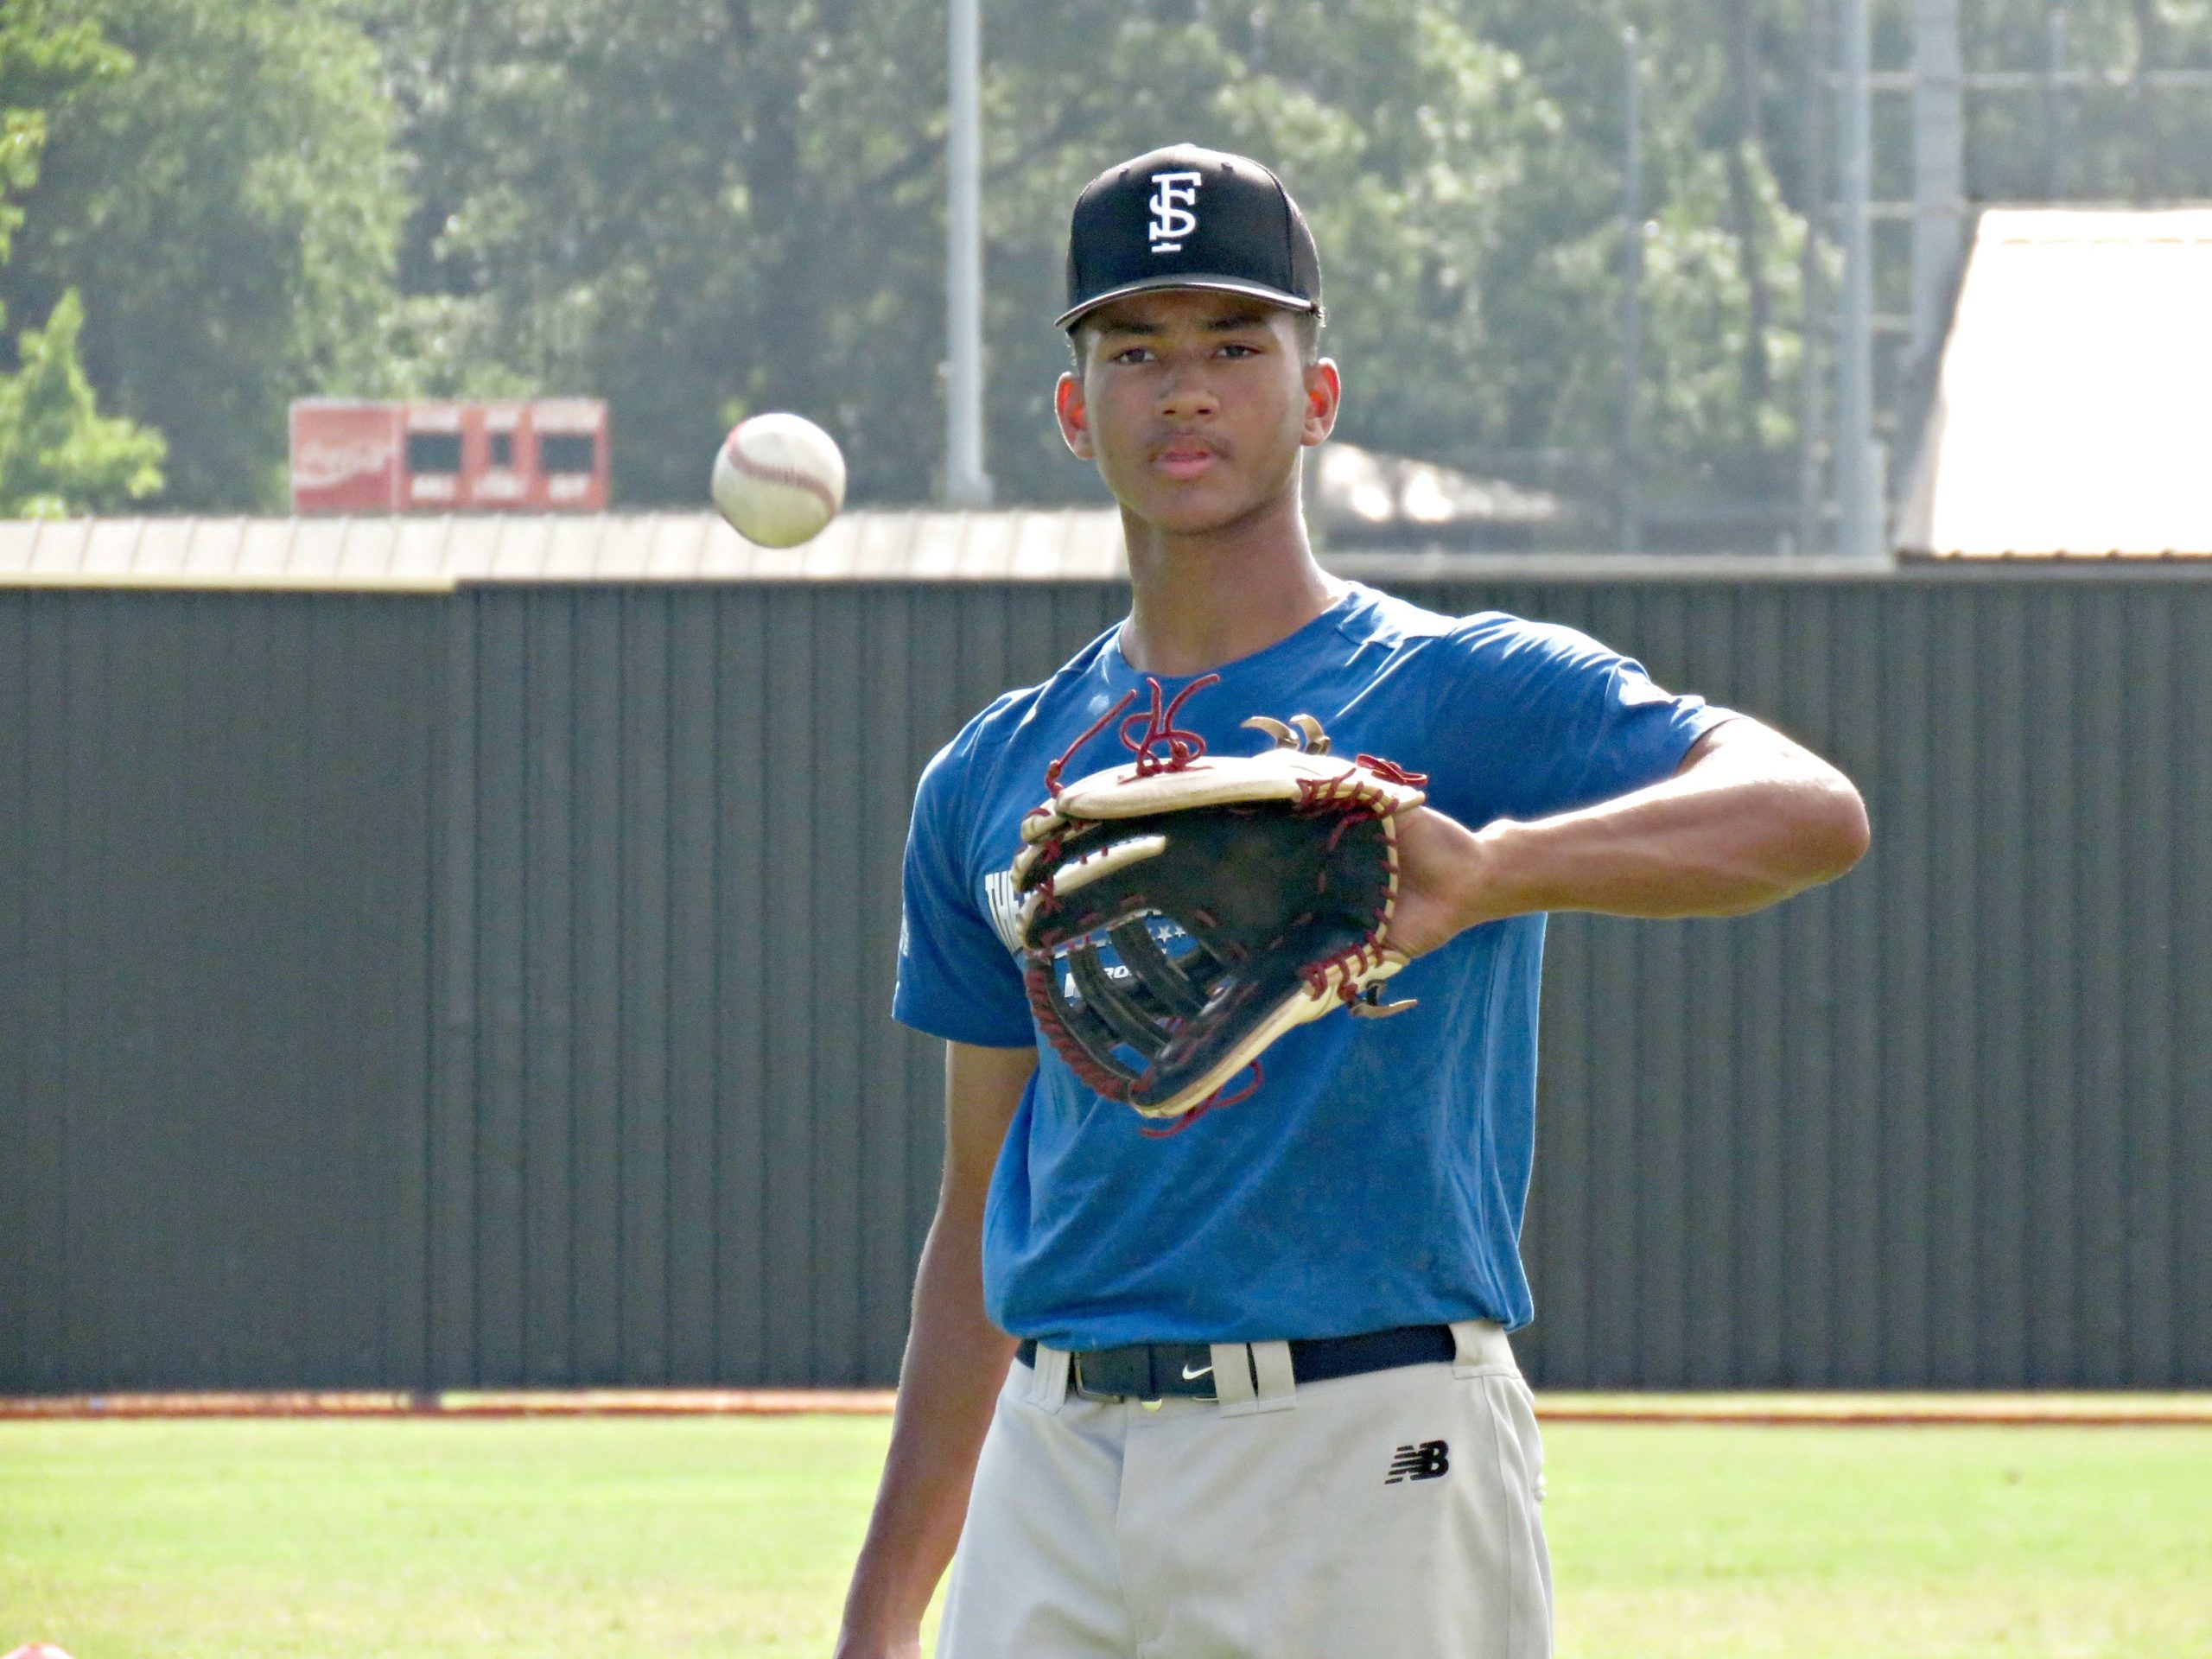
[366,0,957,503]
[0,0,404,510]
[0,0,163,515]
[3,4,115,266]
[7,0,2212,524]
[0,288,165,514]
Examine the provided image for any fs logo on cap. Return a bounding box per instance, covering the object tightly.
[1148,170,1201,253]
[1057,146,1322,329]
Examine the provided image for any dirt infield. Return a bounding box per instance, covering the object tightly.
[4,1388,2209,1425]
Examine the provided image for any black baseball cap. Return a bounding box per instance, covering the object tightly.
[1058,143,1324,331]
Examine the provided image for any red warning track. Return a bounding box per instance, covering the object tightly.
[0,1389,898,1419]
[3,1389,2209,1426]
[1531,1392,2212,1427]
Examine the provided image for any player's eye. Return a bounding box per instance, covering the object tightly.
[1110,346,1156,365]
[1217,342,1262,358]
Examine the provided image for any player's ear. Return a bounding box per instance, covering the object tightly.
[1056,371,1096,461]
[1300,358,1341,448]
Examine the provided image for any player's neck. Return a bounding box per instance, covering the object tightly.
[1116,489,1343,677]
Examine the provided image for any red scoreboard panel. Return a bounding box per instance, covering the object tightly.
[289,398,611,513]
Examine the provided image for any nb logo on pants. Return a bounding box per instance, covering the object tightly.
[1383,1440,1450,1484]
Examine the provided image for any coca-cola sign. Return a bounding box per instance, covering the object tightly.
[290,403,403,512]
[293,434,398,491]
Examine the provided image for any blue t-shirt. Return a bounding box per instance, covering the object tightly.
[893,583,1731,1348]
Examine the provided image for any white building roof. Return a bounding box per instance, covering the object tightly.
[1897,207,2212,557]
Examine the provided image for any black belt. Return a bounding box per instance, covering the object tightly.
[1014,1324,1455,1402]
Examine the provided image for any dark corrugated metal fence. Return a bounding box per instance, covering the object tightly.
[0,593,438,1389]
[417,584,1128,1389]
[3,575,2206,1390]
[1484,581,2212,1389]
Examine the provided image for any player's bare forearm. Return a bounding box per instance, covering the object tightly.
[833,1041,1033,1659]
[832,1220,1008,1656]
[1391,717,1868,953]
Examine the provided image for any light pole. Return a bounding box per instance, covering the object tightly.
[944,0,994,508]
[1910,0,1966,371]
[1836,0,1881,558]
[1796,0,1831,556]
[1621,26,1644,554]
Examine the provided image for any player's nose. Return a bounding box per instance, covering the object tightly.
[1154,368,1219,422]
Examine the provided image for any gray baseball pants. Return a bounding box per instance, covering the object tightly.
[937,1319,1552,1659]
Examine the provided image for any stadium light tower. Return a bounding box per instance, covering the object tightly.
[1836,0,1881,559]
[944,0,995,508]
[1910,0,1966,371]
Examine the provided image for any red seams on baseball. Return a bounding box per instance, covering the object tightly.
[725,423,841,515]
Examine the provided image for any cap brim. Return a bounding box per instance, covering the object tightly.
[1055,275,1321,331]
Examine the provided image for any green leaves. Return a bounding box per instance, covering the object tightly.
[1,0,127,268]
[0,0,404,510]
[0,3,159,516]
[5,1,2210,522]
[0,287,165,515]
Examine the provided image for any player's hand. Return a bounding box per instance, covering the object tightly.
[1386,804,1503,959]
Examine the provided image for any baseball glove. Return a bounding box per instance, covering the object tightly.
[1012,674,1428,1128]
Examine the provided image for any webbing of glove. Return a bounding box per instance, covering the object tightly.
[1014,696,1425,1125]
[1026,804,1394,1110]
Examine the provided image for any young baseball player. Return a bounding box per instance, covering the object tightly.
[833,145,1869,1659]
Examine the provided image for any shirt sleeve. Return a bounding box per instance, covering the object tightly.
[1436,613,1737,825]
[891,738,1037,1048]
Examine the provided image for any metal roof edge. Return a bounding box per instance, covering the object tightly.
[0,567,458,594]
[12,514,2212,590]
[1325,549,2212,583]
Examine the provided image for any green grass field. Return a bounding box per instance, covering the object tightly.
[3,1416,2209,1657]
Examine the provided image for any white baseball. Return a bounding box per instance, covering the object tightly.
[710,413,846,548]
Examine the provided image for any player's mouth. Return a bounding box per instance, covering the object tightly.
[1151,434,1223,480]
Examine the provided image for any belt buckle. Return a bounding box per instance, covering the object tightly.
[1070,1344,1216,1406]
[1070,1349,1142,1403]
